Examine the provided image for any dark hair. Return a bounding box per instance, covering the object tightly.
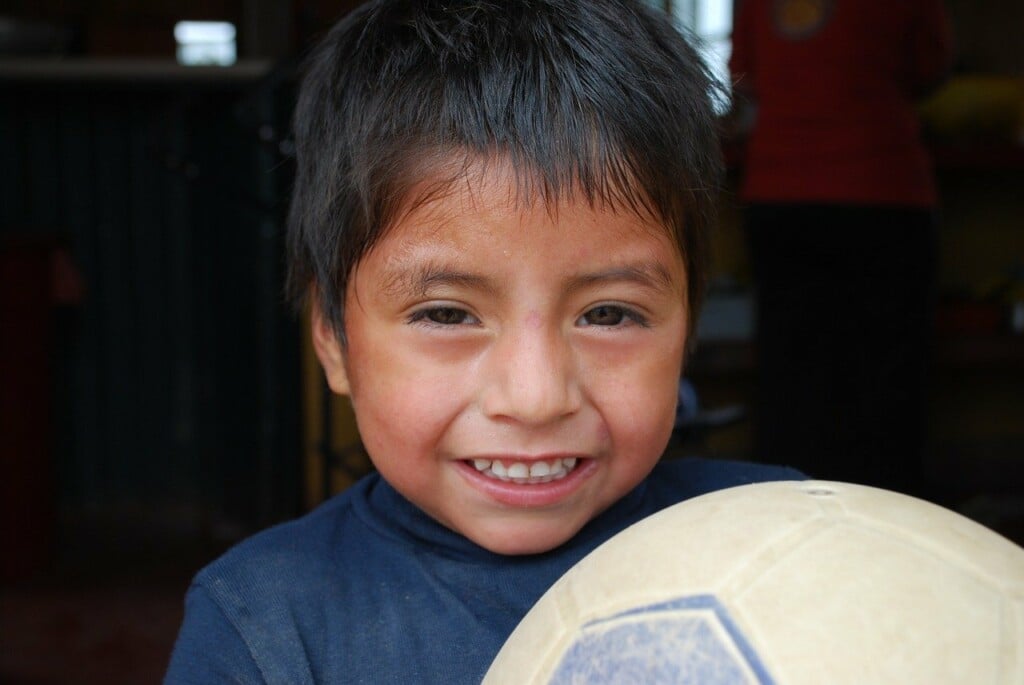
[287,0,724,345]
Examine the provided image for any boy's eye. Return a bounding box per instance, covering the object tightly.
[410,307,479,326]
[578,305,639,327]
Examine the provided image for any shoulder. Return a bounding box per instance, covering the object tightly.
[167,477,386,682]
[647,457,806,503]
[191,476,378,616]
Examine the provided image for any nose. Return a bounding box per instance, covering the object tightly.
[479,322,582,426]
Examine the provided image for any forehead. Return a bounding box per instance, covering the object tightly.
[376,156,678,258]
[350,160,687,308]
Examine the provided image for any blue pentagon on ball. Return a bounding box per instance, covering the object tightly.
[550,595,774,685]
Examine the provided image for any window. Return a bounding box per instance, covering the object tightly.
[648,0,734,111]
[174,21,237,66]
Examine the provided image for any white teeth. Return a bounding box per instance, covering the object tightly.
[506,463,529,479]
[470,457,580,483]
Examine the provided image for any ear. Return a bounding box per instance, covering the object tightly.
[311,302,351,396]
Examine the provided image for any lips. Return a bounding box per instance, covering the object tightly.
[459,454,595,509]
[471,457,579,484]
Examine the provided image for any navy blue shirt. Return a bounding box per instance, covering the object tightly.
[164,458,802,684]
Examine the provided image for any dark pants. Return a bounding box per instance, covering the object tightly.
[744,204,937,495]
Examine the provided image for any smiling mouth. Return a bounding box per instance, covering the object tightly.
[470,457,579,484]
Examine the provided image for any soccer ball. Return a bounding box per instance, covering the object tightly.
[484,480,1024,684]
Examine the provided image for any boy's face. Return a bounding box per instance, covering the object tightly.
[313,163,689,555]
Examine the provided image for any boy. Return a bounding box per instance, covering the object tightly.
[165,1,802,682]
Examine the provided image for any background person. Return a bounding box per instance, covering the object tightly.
[728,0,954,495]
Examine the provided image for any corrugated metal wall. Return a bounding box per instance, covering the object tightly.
[0,63,301,549]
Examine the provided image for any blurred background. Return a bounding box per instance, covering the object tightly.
[0,0,1021,682]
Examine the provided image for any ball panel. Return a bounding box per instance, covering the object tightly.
[735,521,1004,684]
[1003,597,1024,682]
[797,481,1024,593]
[554,482,823,623]
[549,596,773,685]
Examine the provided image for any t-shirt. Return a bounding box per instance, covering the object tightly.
[164,458,804,684]
[729,0,953,207]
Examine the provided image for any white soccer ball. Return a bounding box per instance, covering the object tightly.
[484,480,1024,684]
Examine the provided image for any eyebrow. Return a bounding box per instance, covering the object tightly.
[381,260,678,299]
[564,262,679,295]
[381,263,498,298]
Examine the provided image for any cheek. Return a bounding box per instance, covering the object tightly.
[359,387,432,441]
[600,365,680,450]
[352,364,466,457]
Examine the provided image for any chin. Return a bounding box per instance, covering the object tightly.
[467,521,584,557]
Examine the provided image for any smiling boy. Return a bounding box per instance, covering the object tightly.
[165,1,801,683]
[317,159,692,556]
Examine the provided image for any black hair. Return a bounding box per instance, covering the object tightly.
[287,0,724,345]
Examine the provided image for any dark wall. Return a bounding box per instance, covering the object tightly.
[0,0,364,59]
[0,66,301,564]
[0,0,363,575]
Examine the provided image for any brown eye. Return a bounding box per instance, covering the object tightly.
[581,305,625,326]
[424,307,473,325]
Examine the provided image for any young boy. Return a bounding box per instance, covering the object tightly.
[165,1,802,682]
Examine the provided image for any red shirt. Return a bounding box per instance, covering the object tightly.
[729,0,953,207]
